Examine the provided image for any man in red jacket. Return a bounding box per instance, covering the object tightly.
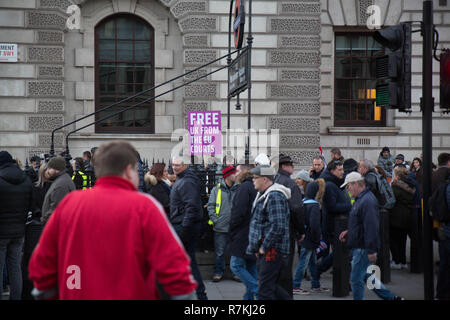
[28,141,197,300]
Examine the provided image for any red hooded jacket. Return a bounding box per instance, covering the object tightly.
[29,176,197,299]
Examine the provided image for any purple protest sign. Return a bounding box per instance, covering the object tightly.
[187,111,222,156]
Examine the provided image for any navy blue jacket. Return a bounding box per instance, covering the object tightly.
[347,188,380,255]
[229,177,258,258]
[301,199,321,250]
[320,169,352,236]
[169,168,203,228]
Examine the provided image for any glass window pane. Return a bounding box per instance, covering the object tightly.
[336,36,351,56]
[351,35,366,56]
[336,80,350,99]
[351,102,366,121]
[99,40,115,60]
[351,80,366,99]
[116,84,134,102]
[135,64,152,83]
[366,101,375,121]
[117,40,133,60]
[368,58,377,78]
[99,63,116,87]
[135,21,150,40]
[116,17,133,39]
[335,101,350,121]
[351,57,365,77]
[134,107,150,127]
[336,57,351,78]
[135,84,153,100]
[116,63,134,83]
[135,41,151,61]
[98,20,115,39]
[367,36,383,57]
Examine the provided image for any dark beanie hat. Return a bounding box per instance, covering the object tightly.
[382,146,390,153]
[305,181,319,200]
[47,157,66,171]
[343,158,358,174]
[0,151,14,166]
[222,165,237,178]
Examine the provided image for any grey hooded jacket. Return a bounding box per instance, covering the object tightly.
[41,171,75,224]
[207,179,239,233]
[377,154,395,178]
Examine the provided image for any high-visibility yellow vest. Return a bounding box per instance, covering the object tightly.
[209,183,222,226]
[72,171,89,190]
[348,191,355,205]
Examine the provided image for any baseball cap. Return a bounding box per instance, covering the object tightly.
[250,165,276,178]
[340,172,364,188]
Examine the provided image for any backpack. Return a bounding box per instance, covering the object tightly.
[430,181,450,223]
[374,172,396,210]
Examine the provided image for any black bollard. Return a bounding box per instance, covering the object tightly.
[332,215,350,297]
[377,209,391,283]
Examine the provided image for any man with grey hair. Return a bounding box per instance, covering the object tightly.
[339,172,402,300]
[170,155,208,300]
[358,159,381,203]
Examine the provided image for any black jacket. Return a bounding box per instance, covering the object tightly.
[170,168,203,228]
[301,199,321,250]
[229,177,258,259]
[320,169,352,236]
[32,182,51,220]
[25,167,38,184]
[391,178,416,229]
[0,163,33,239]
[147,180,171,216]
[275,169,306,240]
[311,168,324,180]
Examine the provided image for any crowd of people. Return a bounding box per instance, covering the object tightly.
[0,144,449,300]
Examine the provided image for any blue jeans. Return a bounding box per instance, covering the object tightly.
[0,238,24,300]
[173,224,208,300]
[213,232,228,275]
[230,256,258,300]
[293,248,320,289]
[350,249,396,300]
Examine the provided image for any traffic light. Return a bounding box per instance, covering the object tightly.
[440,49,450,111]
[373,23,412,112]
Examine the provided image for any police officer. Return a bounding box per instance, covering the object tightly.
[72,157,90,190]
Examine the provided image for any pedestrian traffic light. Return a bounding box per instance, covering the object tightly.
[373,23,412,112]
[440,49,450,111]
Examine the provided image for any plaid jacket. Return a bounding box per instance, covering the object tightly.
[246,183,291,255]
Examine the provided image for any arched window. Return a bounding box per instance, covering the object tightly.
[95,14,154,133]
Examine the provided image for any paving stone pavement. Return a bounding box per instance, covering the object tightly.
[204,268,428,300]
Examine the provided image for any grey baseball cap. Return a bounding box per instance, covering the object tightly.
[250,165,276,178]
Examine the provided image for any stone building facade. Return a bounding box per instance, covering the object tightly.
[0,0,448,167]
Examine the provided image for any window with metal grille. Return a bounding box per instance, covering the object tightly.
[95,14,155,133]
[334,31,386,127]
